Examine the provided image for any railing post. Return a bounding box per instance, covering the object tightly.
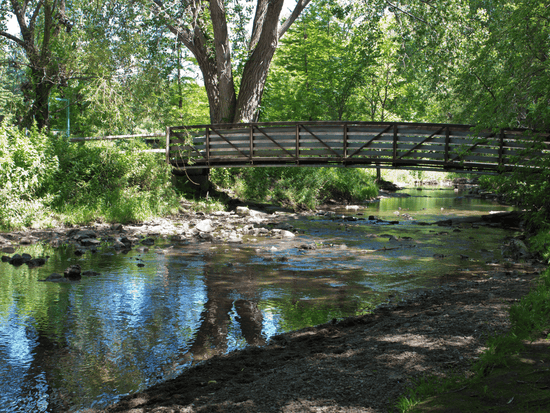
[392,124,398,162]
[343,123,348,162]
[250,124,254,163]
[206,126,210,165]
[165,126,170,165]
[444,126,450,164]
[498,129,504,169]
[296,123,300,164]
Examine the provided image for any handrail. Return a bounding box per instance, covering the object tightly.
[167,121,550,175]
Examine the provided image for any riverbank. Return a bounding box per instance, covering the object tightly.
[1,192,543,412]
[89,257,544,413]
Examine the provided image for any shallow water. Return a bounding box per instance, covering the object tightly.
[0,189,515,412]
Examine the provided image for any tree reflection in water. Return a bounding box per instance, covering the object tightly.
[185,263,265,363]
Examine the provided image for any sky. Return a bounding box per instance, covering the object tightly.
[5,0,298,37]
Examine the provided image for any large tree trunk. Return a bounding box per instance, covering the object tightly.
[234,0,284,123]
[161,0,311,124]
[30,71,54,129]
[2,0,68,129]
[209,0,237,123]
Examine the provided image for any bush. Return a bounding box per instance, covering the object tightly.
[211,167,378,210]
[0,120,181,228]
[0,121,58,228]
[479,132,550,231]
[50,138,180,223]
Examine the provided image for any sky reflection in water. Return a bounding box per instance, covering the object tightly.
[0,189,514,411]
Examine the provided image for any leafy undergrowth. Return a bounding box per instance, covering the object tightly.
[396,268,550,413]
[403,339,550,412]
[210,166,378,210]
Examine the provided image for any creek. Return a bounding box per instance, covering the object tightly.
[0,188,515,412]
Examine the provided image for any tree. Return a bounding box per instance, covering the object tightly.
[151,0,312,124]
[260,1,383,122]
[388,0,550,129]
[0,0,75,129]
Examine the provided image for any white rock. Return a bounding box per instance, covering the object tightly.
[195,219,215,233]
[236,206,250,216]
[248,209,265,218]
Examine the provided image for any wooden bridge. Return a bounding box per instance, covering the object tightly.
[165,121,549,174]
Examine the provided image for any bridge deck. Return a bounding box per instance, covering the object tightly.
[167,121,549,174]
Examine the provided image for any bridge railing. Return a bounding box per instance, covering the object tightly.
[167,121,549,173]
[70,133,165,153]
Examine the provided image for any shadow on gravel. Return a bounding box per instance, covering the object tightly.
[93,265,541,413]
[410,338,550,412]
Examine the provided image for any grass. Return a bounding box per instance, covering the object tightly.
[394,267,550,412]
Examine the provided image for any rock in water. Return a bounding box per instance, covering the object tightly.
[64,264,82,280]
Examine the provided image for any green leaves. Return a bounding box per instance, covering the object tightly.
[0,122,59,228]
[261,1,409,123]
[212,167,377,211]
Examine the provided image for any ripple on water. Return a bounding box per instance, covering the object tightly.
[0,189,515,411]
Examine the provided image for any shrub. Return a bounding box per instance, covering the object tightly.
[0,121,58,228]
[50,138,180,223]
[211,167,378,210]
[0,120,180,228]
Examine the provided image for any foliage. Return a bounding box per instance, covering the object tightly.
[508,269,550,340]
[478,133,550,233]
[527,229,550,264]
[391,0,550,128]
[50,138,180,224]
[0,121,58,228]
[211,167,377,210]
[260,1,386,122]
[0,48,24,121]
[0,120,181,228]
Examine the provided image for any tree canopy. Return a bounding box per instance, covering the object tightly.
[1,0,548,132]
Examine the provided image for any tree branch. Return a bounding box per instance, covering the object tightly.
[29,0,44,32]
[0,30,25,47]
[386,0,429,25]
[279,0,311,39]
[249,0,268,51]
[472,71,496,101]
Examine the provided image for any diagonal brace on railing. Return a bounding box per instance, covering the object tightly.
[449,132,496,162]
[348,125,393,158]
[300,124,342,158]
[172,130,207,159]
[210,127,250,158]
[253,125,295,158]
[397,127,445,160]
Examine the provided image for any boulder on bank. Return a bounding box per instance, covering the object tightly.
[195,219,216,233]
[501,238,531,261]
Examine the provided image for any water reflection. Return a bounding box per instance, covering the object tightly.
[0,189,515,412]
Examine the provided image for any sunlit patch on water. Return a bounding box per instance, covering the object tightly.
[0,188,516,411]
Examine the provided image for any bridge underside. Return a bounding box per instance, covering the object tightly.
[171,158,506,175]
[167,121,549,176]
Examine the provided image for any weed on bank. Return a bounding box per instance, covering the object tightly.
[395,267,550,412]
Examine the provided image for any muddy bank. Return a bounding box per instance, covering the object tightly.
[91,259,545,413]
[1,198,538,412]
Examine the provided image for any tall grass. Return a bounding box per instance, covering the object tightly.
[0,121,180,229]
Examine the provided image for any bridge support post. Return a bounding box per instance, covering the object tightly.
[172,168,210,192]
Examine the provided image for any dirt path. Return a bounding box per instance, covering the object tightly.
[89,261,543,413]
